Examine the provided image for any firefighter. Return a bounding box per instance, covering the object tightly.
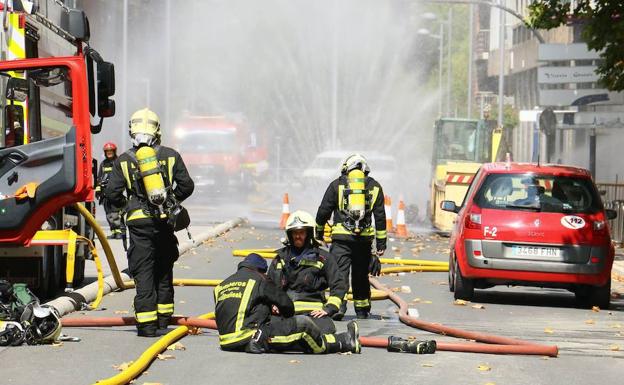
[214,253,361,354]
[95,142,126,239]
[105,108,194,337]
[267,210,346,334]
[316,154,386,320]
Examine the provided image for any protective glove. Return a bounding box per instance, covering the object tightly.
[369,254,382,276]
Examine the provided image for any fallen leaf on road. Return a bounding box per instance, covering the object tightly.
[421,363,434,367]
[472,304,485,310]
[609,345,620,351]
[179,300,186,304]
[541,356,550,360]
[114,310,129,314]
[167,342,186,351]
[156,354,175,360]
[422,300,433,304]
[544,328,554,334]
[477,364,491,371]
[454,299,468,306]
[592,306,600,312]
[52,341,63,347]
[436,281,448,285]
[609,323,622,329]
[585,319,595,325]
[391,287,401,292]
[113,361,134,371]
[289,359,301,364]
[411,298,421,303]
[392,247,400,252]
[401,286,412,293]
[188,327,203,335]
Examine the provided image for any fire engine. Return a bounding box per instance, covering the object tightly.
[0,0,115,298]
[173,115,268,193]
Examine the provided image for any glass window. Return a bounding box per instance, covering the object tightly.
[434,119,490,162]
[176,130,237,153]
[474,173,601,214]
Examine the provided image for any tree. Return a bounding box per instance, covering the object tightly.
[526,1,624,91]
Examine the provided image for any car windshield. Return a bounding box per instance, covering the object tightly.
[311,156,343,169]
[176,130,237,153]
[474,173,602,214]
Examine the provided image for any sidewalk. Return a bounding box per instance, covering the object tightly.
[614,248,624,283]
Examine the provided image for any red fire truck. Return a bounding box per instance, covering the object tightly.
[0,1,115,297]
[173,115,268,193]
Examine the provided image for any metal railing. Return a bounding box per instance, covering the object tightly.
[597,182,624,245]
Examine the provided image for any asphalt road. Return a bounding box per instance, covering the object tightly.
[1,219,623,385]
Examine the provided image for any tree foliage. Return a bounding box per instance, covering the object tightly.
[526,1,624,91]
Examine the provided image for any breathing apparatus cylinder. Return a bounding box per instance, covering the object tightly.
[347,169,366,233]
[135,146,168,217]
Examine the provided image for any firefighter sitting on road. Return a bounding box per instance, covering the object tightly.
[214,253,361,354]
[267,210,347,334]
[316,153,386,320]
[96,142,126,239]
[105,108,194,337]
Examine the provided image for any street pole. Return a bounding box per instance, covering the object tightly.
[122,0,128,150]
[331,1,338,150]
[467,4,474,118]
[589,128,596,178]
[446,8,452,116]
[438,23,444,116]
[497,0,505,129]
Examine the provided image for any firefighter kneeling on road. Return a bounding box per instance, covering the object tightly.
[316,154,386,320]
[105,108,194,337]
[96,142,126,240]
[267,210,346,334]
[214,253,361,354]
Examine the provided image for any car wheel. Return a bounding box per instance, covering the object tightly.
[587,277,611,309]
[453,258,474,301]
[448,253,455,292]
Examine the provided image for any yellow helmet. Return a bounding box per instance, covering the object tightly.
[129,108,160,146]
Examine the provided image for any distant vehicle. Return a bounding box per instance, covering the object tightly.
[441,162,616,309]
[173,116,268,192]
[303,151,398,191]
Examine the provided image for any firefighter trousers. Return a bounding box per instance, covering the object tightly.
[127,219,179,332]
[245,315,344,354]
[330,239,372,314]
[103,199,126,235]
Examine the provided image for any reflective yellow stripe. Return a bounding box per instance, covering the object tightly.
[298,260,324,269]
[326,296,342,309]
[136,310,157,323]
[127,209,152,221]
[219,328,257,346]
[95,186,101,192]
[316,224,324,231]
[354,299,370,308]
[324,334,336,343]
[276,260,284,270]
[332,223,375,237]
[376,230,387,239]
[103,167,113,172]
[338,184,345,211]
[369,186,380,210]
[167,157,175,184]
[157,303,174,314]
[235,280,256,331]
[270,332,325,353]
[120,161,132,189]
[294,301,324,313]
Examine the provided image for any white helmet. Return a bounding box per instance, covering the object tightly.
[285,210,318,247]
[341,153,370,175]
[129,108,161,147]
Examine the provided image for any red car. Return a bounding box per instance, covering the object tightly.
[441,162,616,308]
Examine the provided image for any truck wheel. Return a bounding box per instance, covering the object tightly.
[448,253,455,292]
[577,279,611,310]
[453,259,474,301]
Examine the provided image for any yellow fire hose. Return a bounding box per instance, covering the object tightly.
[231,249,450,270]
[95,312,215,385]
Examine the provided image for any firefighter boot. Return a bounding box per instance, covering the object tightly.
[387,336,437,354]
[332,301,347,321]
[328,320,361,353]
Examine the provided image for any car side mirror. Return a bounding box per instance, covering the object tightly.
[440,200,459,213]
[606,209,617,220]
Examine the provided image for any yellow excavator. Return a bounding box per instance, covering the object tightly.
[429,118,506,233]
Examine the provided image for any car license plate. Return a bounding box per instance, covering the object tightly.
[512,246,561,258]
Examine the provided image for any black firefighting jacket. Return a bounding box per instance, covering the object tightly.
[95,157,115,198]
[267,246,347,316]
[316,175,387,250]
[214,261,295,350]
[104,145,194,223]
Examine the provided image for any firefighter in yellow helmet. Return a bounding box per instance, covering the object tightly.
[316,154,386,320]
[105,108,194,337]
[267,210,347,334]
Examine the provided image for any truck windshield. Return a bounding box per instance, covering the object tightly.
[176,130,237,153]
[474,173,602,214]
[434,119,491,163]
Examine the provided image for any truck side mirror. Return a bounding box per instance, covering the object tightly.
[440,200,459,213]
[5,77,28,102]
[97,61,115,118]
[61,8,90,42]
[606,209,617,220]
